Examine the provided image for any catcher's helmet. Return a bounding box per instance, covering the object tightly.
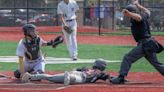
[22,24,37,38]
[125,4,137,12]
[92,58,107,71]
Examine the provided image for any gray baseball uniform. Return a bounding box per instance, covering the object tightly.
[29,71,86,83]
[26,68,109,84]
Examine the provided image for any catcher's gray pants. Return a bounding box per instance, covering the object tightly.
[119,39,164,76]
[17,57,45,73]
[29,71,86,83]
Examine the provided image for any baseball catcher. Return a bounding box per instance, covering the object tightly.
[21,59,111,86]
[14,24,64,79]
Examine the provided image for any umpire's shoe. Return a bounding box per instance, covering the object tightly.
[110,76,126,84]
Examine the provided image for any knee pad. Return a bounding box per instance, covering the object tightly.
[14,70,21,78]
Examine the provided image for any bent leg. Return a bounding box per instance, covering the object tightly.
[119,44,145,76]
[33,60,45,74]
[145,52,164,76]
[111,44,145,84]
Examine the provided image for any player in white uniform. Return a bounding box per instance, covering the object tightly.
[14,24,64,79]
[57,0,79,60]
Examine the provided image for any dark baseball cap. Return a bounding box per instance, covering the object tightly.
[125,4,137,12]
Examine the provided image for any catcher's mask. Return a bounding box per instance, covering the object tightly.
[92,58,107,71]
[22,24,37,39]
[125,4,138,13]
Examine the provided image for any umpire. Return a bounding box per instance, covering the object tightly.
[111,0,164,84]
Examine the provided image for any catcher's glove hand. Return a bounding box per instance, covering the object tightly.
[52,36,64,48]
[64,26,73,34]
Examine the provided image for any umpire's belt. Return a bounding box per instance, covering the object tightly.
[139,37,153,44]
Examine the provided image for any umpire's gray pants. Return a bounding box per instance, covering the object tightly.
[119,42,164,76]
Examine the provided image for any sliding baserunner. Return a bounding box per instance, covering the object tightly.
[22,59,110,86]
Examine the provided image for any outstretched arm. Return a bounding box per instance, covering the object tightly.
[133,0,150,16]
[123,0,150,22]
[42,36,64,48]
[122,9,142,21]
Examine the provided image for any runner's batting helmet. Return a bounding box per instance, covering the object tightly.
[93,58,107,71]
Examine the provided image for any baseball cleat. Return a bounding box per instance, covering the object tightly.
[72,56,78,61]
[21,72,31,83]
[64,71,70,86]
[110,76,127,84]
[73,58,77,61]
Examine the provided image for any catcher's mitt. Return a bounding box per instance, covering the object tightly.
[52,36,64,48]
[64,26,73,34]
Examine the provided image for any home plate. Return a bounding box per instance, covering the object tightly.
[0,56,120,64]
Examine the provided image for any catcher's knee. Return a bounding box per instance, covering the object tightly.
[37,70,44,74]
[14,70,21,78]
[31,70,44,74]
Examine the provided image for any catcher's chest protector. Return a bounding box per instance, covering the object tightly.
[24,37,41,60]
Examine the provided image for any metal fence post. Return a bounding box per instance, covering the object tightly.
[26,0,29,23]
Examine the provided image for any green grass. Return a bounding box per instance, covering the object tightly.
[0,41,132,60]
[0,41,163,72]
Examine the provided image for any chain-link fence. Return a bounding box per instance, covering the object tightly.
[0,0,163,34]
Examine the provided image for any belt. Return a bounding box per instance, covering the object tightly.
[65,19,75,22]
[139,37,153,44]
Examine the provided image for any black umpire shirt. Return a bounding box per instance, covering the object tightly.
[130,12,151,42]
